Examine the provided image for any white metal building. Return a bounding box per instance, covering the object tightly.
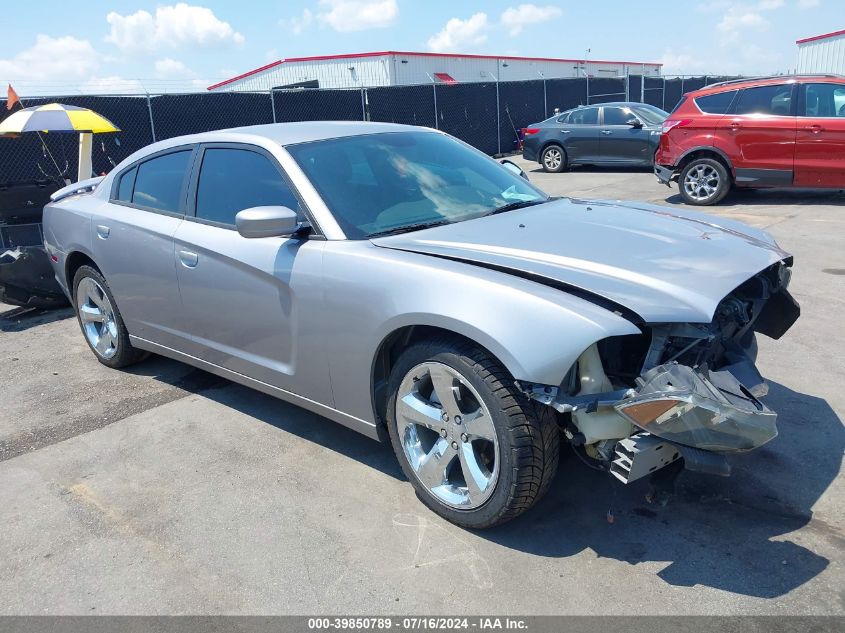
[797,29,845,74]
[207,51,662,92]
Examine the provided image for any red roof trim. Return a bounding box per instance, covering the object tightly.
[207,60,283,90]
[207,50,663,90]
[796,29,845,44]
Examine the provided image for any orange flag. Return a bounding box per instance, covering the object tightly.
[7,84,20,110]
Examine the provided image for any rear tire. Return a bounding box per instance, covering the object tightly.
[540,144,567,173]
[72,265,147,369]
[386,336,560,529]
[679,157,731,206]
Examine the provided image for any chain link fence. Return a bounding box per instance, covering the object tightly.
[0,74,741,186]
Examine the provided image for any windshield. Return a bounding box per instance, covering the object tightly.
[286,131,548,239]
[630,105,668,125]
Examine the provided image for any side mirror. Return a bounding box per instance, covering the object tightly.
[499,159,529,180]
[235,206,306,238]
[626,118,643,128]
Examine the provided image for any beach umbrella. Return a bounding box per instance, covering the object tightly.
[0,103,120,182]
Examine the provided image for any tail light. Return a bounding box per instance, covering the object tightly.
[522,127,540,136]
[661,119,692,134]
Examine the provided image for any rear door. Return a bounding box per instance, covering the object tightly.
[794,82,845,187]
[173,143,330,402]
[599,106,651,163]
[557,106,603,162]
[714,83,797,187]
[93,147,193,350]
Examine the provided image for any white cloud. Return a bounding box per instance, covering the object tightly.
[316,0,398,32]
[106,3,244,53]
[500,4,562,36]
[715,1,784,43]
[0,34,99,81]
[427,13,489,53]
[798,0,819,7]
[79,76,146,95]
[281,8,314,35]
[154,58,194,79]
[658,49,711,74]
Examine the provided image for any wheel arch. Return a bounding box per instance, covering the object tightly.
[65,251,100,302]
[677,146,734,176]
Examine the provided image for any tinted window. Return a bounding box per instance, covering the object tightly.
[734,85,793,116]
[804,83,845,118]
[631,105,668,125]
[195,149,300,226]
[556,112,570,123]
[603,106,635,125]
[116,167,136,202]
[132,151,191,213]
[287,132,547,240]
[568,107,598,125]
[695,90,738,114]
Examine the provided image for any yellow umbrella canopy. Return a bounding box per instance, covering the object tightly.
[0,103,120,136]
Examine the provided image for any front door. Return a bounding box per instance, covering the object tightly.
[599,106,651,164]
[714,83,797,187]
[173,144,329,402]
[795,82,845,188]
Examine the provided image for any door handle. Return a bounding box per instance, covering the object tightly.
[96,225,110,239]
[601,130,613,135]
[178,250,199,268]
[560,129,571,134]
[805,124,823,133]
[729,122,741,131]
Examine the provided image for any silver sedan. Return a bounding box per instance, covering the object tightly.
[44,122,799,528]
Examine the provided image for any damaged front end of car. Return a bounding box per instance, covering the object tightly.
[519,259,800,484]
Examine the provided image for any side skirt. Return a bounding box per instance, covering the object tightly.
[735,168,793,187]
[129,335,382,441]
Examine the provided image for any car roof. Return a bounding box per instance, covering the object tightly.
[135,121,429,155]
[691,74,845,97]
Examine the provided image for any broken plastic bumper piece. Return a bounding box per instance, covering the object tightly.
[614,362,777,454]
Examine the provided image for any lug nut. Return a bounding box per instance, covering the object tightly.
[461,433,468,443]
[441,412,449,422]
[440,428,448,438]
[454,415,462,425]
[451,441,459,450]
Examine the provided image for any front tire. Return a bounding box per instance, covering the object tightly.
[386,337,560,529]
[679,157,731,205]
[72,265,147,369]
[540,144,567,173]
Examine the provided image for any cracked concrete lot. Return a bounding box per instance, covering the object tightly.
[0,160,842,615]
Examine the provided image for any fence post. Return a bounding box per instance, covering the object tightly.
[542,78,547,117]
[491,75,501,155]
[145,93,157,142]
[270,89,277,123]
[662,77,666,111]
[586,73,590,105]
[432,83,438,129]
[360,87,366,121]
[641,64,646,103]
[625,71,630,101]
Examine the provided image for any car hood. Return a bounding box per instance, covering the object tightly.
[371,198,791,323]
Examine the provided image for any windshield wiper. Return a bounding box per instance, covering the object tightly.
[368,219,453,238]
[486,199,547,216]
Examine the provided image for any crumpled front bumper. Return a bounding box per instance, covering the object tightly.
[614,362,777,454]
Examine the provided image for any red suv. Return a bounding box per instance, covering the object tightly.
[655,75,845,205]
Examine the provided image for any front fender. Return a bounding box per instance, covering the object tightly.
[321,243,641,425]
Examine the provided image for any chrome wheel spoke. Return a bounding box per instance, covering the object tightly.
[95,329,114,354]
[397,392,443,432]
[429,364,461,415]
[459,442,491,503]
[461,408,496,441]
[416,438,457,489]
[76,277,119,360]
[78,303,105,324]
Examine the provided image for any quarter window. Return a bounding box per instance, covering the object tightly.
[132,150,192,213]
[568,107,598,125]
[804,83,845,118]
[195,148,300,226]
[734,85,793,116]
[695,90,738,114]
[116,166,136,202]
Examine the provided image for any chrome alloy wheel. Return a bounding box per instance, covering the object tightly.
[76,277,119,359]
[543,147,563,171]
[683,163,721,201]
[396,362,499,509]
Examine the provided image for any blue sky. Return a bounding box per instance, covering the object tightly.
[1,1,835,95]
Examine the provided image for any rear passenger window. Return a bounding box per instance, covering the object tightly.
[556,112,570,123]
[804,83,845,117]
[132,150,191,213]
[569,107,598,125]
[734,85,793,116]
[116,167,136,202]
[695,90,738,114]
[195,148,300,226]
